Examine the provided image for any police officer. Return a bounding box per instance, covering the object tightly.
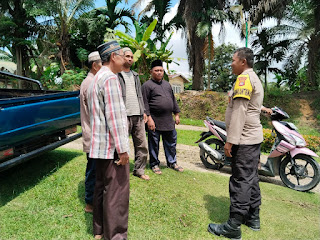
[208,47,264,240]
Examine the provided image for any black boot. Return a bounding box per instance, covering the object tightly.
[208,218,242,240]
[244,208,260,231]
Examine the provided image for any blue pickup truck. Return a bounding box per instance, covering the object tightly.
[0,71,82,172]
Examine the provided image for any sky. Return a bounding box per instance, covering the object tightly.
[95,0,277,80]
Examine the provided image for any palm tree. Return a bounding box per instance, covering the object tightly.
[267,0,319,90]
[174,0,292,90]
[70,0,134,58]
[132,0,175,42]
[40,0,95,74]
[0,0,42,76]
[307,0,320,89]
[251,28,290,91]
[174,0,206,90]
[195,0,234,90]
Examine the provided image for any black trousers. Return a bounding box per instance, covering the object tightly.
[229,144,261,218]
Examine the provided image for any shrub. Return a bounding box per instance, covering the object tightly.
[261,129,275,152]
[262,129,320,153]
[61,68,87,90]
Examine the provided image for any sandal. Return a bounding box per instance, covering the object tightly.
[151,165,162,175]
[169,163,184,172]
[136,174,150,180]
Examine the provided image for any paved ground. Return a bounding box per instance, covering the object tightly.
[62,124,319,193]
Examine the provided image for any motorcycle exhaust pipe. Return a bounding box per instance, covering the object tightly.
[198,142,223,162]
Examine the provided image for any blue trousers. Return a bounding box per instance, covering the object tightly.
[85,153,96,205]
[147,129,177,168]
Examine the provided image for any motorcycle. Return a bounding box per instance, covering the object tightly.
[195,106,320,192]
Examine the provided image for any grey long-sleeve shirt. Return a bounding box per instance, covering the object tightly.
[225,68,264,145]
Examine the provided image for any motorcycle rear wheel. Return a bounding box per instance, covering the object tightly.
[279,154,320,191]
[200,138,224,170]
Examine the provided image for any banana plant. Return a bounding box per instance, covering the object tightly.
[111,19,176,82]
[114,19,157,62]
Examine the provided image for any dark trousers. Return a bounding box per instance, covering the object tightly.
[85,153,96,205]
[229,144,261,218]
[93,158,130,240]
[147,129,177,168]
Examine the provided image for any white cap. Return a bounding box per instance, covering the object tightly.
[88,51,101,62]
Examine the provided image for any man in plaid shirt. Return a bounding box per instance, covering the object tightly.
[87,40,130,240]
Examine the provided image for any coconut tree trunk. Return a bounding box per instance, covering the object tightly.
[264,67,268,92]
[15,45,23,76]
[307,1,320,90]
[58,20,70,75]
[182,0,205,90]
[307,35,320,90]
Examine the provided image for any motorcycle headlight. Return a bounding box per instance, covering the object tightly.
[290,134,306,147]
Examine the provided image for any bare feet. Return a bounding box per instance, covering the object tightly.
[84,204,93,213]
[94,234,103,239]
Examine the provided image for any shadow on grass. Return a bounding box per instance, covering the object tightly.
[203,194,230,223]
[0,149,82,207]
[77,180,94,235]
[214,166,286,187]
[77,161,135,235]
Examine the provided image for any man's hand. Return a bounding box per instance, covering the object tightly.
[143,113,148,123]
[175,114,180,125]
[261,106,273,115]
[117,152,129,165]
[147,116,156,131]
[224,142,233,157]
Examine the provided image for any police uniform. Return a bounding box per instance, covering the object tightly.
[225,68,264,219]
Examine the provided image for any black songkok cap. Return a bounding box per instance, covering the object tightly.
[97,41,121,59]
[151,59,163,69]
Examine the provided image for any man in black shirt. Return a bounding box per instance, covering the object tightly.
[141,60,183,174]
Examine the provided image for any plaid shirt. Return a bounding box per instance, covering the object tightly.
[87,66,129,159]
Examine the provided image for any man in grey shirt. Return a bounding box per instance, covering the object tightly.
[118,47,150,180]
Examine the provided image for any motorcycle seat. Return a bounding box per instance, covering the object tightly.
[213,120,226,130]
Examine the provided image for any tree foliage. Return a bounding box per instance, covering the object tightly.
[114,19,175,82]
[265,0,320,91]
[204,43,237,92]
[0,0,43,76]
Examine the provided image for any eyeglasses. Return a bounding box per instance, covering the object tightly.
[114,52,125,58]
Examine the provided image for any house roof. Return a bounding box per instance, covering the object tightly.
[168,73,190,83]
[0,61,16,73]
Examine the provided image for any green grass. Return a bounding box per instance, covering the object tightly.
[290,119,320,136]
[180,118,205,127]
[177,129,203,146]
[0,148,319,240]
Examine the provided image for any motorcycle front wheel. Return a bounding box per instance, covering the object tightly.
[279,154,320,191]
[199,138,224,170]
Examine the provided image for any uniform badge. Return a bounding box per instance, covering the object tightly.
[238,76,247,86]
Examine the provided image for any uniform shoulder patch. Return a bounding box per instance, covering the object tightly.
[233,74,252,100]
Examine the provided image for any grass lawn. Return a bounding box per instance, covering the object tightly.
[176,129,203,146]
[180,118,205,127]
[0,148,319,240]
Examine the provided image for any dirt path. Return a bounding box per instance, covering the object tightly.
[62,124,319,193]
[299,99,318,127]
